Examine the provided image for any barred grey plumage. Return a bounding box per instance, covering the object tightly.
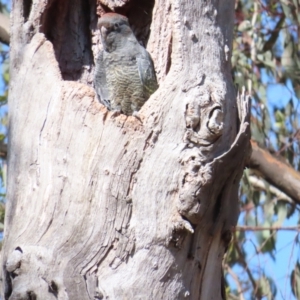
[94,13,158,116]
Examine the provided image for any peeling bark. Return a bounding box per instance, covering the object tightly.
[2,0,250,299]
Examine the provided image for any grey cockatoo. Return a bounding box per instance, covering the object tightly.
[94,13,158,116]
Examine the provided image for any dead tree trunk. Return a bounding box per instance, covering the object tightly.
[2,0,250,299]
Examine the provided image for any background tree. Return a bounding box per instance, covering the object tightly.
[0,0,250,299]
[0,0,9,236]
[226,1,300,299]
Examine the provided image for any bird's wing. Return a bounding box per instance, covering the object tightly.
[136,48,158,99]
[94,51,111,109]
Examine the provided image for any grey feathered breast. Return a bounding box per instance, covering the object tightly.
[94,28,158,115]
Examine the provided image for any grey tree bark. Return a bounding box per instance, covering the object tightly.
[1,0,250,299]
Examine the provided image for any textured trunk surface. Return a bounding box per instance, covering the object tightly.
[1,0,250,299]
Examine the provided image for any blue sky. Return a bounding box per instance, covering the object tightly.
[226,75,300,299]
[260,80,299,300]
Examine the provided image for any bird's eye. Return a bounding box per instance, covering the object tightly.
[114,23,120,30]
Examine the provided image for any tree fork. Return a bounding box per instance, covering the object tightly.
[2,0,250,299]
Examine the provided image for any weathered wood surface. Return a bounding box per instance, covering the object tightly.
[2,0,250,299]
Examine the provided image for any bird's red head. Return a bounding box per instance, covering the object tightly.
[98,13,133,52]
[98,13,129,29]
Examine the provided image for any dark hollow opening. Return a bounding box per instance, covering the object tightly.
[23,0,33,21]
[40,0,155,82]
[41,0,93,81]
[99,0,156,47]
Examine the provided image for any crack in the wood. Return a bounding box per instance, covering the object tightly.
[4,269,12,299]
[37,202,56,243]
[83,274,93,300]
[27,290,37,300]
[40,276,59,298]
[82,244,114,275]
[102,109,109,123]
[212,184,225,224]
[198,236,213,297]
[165,35,172,75]
[39,98,52,146]
[187,229,197,259]
[126,156,143,198]
[143,129,161,150]
[143,130,153,151]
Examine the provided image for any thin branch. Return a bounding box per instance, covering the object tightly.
[0,12,9,45]
[249,140,300,205]
[0,142,6,159]
[236,225,300,232]
[225,264,246,300]
[234,238,258,295]
[285,233,299,299]
[248,175,292,202]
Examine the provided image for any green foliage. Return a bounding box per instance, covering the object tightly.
[233,0,300,155]
[226,1,300,299]
[291,262,300,299]
[0,0,9,236]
